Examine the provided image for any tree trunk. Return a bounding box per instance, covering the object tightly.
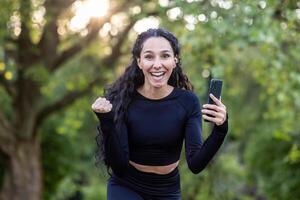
[0,138,42,200]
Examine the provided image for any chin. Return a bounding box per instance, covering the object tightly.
[150,81,167,88]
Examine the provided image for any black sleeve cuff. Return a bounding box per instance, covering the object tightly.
[213,113,229,135]
[94,110,113,120]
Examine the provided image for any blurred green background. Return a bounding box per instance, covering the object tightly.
[0,0,300,199]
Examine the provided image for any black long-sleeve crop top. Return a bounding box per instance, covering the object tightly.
[94,87,228,176]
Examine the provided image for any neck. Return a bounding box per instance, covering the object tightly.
[138,85,173,99]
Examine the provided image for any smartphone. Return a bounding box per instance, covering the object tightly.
[204,79,223,122]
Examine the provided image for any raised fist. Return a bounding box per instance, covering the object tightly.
[91,97,113,113]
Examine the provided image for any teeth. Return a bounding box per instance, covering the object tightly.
[150,72,165,77]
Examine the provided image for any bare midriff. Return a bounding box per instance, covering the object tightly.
[129,160,179,175]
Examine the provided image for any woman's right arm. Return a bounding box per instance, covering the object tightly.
[92,97,129,176]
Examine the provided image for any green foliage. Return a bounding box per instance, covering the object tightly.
[25,64,50,85]
[41,98,108,199]
[159,0,300,199]
[1,0,300,199]
[0,0,16,43]
[245,127,300,200]
[181,142,249,200]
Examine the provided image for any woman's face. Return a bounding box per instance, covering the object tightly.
[137,37,177,89]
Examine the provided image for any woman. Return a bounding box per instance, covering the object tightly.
[91,28,228,200]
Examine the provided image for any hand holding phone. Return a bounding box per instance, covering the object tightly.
[204,79,223,122]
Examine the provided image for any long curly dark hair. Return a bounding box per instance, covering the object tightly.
[95,28,193,171]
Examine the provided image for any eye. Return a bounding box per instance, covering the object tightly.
[162,54,171,58]
[144,54,153,59]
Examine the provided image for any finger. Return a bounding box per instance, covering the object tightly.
[93,98,102,107]
[96,97,104,102]
[96,107,109,113]
[202,109,224,118]
[103,100,109,106]
[93,101,108,112]
[95,100,104,108]
[102,104,110,111]
[103,101,111,109]
[103,101,112,110]
[92,100,101,109]
[203,104,226,113]
[106,100,112,106]
[104,100,112,108]
[202,114,225,125]
[202,114,218,123]
[209,94,223,107]
[203,110,225,123]
[99,98,108,105]
[107,104,112,111]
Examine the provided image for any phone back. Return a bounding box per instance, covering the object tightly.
[207,79,223,105]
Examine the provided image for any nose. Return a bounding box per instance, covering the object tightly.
[153,58,162,69]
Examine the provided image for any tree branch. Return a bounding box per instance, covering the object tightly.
[0,110,14,155]
[103,20,136,66]
[0,111,12,137]
[17,0,38,67]
[35,20,135,132]
[38,0,77,68]
[43,0,77,19]
[0,74,15,97]
[34,76,103,135]
[51,1,132,72]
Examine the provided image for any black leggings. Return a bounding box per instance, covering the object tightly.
[107,164,181,200]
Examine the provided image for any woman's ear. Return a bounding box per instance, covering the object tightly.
[136,58,142,69]
[174,57,178,63]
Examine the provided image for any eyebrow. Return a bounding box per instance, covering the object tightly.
[142,50,172,54]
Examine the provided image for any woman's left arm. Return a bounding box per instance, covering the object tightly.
[184,93,228,174]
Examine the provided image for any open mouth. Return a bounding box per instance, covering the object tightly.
[150,71,166,77]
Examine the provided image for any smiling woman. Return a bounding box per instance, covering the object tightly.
[69,0,109,31]
[92,28,228,200]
